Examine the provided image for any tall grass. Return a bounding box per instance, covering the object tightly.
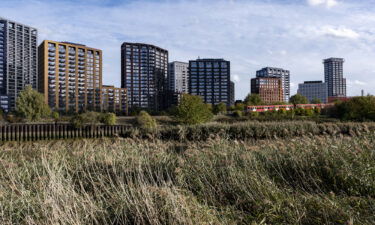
[0,134,374,224]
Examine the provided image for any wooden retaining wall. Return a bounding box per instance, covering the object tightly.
[0,124,132,142]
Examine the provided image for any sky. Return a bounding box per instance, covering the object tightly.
[1,0,375,100]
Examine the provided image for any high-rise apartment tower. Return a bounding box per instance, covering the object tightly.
[189,58,231,106]
[0,17,38,111]
[323,58,346,97]
[38,41,102,112]
[251,77,283,104]
[121,42,168,111]
[168,61,188,93]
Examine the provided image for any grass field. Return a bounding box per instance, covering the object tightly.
[0,123,374,224]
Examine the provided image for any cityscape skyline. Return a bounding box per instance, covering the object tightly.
[0,0,374,100]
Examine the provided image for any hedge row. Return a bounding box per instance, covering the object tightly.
[122,121,375,141]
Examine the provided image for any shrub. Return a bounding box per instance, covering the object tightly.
[71,111,100,128]
[16,85,51,121]
[136,111,157,130]
[52,112,60,121]
[332,96,375,121]
[174,94,213,125]
[232,110,243,117]
[213,102,227,115]
[100,113,117,125]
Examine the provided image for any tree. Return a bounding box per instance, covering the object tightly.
[234,103,245,111]
[311,98,322,104]
[213,102,227,115]
[16,85,51,121]
[333,96,375,121]
[174,94,213,125]
[244,94,263,106]
[290,94,308,105]
[136,111,157,129]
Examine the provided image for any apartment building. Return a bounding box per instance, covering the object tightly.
[251,77,283,104]
[168,61,189,93]
[0,17,38,111]
[38,40,102,112]
[256,67,290,102]
[101,85,128,115]
[324,58,346,98]
[121,42,168,111]
[188,58,231,106]
[298,81,328,103]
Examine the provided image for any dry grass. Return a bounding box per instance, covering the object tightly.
[0,131,374,224]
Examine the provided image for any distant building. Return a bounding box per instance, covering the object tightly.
[230,81,235,106]
[251,77,283,104]
[168,61,188,93]
[0,17,38,111]
[121,42,168,111]
[256,67,290,102]
[101,85,128,115]
[297,81,328,103]
[189,58,231,106]
[38,41,102,112]
[323,58,346,98]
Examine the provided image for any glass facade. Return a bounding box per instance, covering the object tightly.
[324,58,346,98]
[188,58,231,106]
[0,17,38,111]
[121,43,168,110]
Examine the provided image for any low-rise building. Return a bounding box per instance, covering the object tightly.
[297,81,328,103]
[101,85,128,115]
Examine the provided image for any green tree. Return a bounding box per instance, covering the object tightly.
[16,85,51,121]
[174,94,213,125]
[334,96,375,121]
[213,102,227,115]
[244,94,263,106]
[290,94,308,105]
[311,98,322,104]
[136,111,157,129]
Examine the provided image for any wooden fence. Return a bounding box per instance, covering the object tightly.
[0,124,132,142]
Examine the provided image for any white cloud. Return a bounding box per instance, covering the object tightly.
[307,0,339,8]
[318,26,360,39]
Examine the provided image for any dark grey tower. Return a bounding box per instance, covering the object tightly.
[188,58,231,106]
[323,58,346,98]
[0,17,38,111]
[121,42,168,111]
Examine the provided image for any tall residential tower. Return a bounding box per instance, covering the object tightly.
[323,58,346,98]
[0,17,38,111]
[168,61,188,93]
[38,41,102,112]
[121,42,168,111]
[188,58,231,106]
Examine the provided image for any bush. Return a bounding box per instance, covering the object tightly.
[174,94,213,125]
[232,110,243,117]
[100,113,117,125]
[51,112,59,121]
[136,111,157,130]
[213,102,227,115]
[16,85,51,121]
[331,96,375,121]
[71,111,101,128]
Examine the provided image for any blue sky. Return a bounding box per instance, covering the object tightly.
[1,0,375,100]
